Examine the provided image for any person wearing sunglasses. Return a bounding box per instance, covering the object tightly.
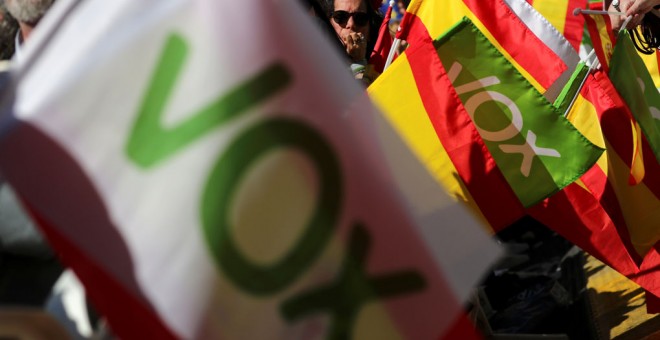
[328,0,382,84]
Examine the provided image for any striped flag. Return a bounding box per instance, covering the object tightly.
[370,0,597,232]
[0,0,502,338]
[580,4,617,72]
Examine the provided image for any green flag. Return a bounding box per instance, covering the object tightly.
[553,61,591,115]
[609,31,660,162]
[434,18,604,207]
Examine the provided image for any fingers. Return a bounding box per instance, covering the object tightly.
[343,32,367,61]
[626,0,660,16]
[609,2,626,31]
[347,33,365,48]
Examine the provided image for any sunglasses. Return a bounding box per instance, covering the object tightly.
[331,10,369,27]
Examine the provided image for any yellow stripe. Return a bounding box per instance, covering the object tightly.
[639,51,660,89]
[605,138,660,257]
[629,122,645,184]
[533,0,569,35]
[408,0,546,94]
[566,92,609,176]
[368,54,493,233]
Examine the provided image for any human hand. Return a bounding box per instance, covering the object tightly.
[625,0,660,16]
[343,32,367,62]
[613,0,660,29]
[609,0,628,31]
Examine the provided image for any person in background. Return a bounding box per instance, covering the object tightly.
[0,0,64,319]
[4,0,54,60]
[328,0,382,85]
[304,0,346,57]
[0,2,18,61]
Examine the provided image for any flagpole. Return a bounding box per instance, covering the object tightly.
[384,38,400,71]
[563,16,632,117]
[383,0,397,71]
[573,8,625,16]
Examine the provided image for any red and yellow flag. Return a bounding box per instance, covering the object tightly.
[581,3,617,72]
[370,0,582,233]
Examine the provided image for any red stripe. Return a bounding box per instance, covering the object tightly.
[461,0,567,90]
[528,183,640,277]
[564,0,587,52]
[24,203,178,340]
[404,15,524,232]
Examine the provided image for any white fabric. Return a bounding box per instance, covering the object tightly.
[9,0,501,338]
[505,0,581,102]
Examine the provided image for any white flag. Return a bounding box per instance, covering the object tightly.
[1,0,501,338]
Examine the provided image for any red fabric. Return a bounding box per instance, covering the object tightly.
[646,291,660,314]
[369,4,394,73]
[461,0,567,90]
[24,203,178,339]
[530,69,660,302]
[439,312,481,340]
[403,14,525,232]
[397,0,569,91]
[564,0,588,52]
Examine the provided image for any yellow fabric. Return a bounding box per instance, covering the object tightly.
[593,14,615,66]
[639,51,660,89]
[533,0,569,35]
[629,122,646,184]
[406,0,545,93]
[368,54,492,233]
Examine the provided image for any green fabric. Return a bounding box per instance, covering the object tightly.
[553,61,590,115]
[609,31,660,163]
[434,18,604,207]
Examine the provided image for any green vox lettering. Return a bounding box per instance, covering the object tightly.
[201,118,343,295]
[280,222,426,340]
[126,33,292,168]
